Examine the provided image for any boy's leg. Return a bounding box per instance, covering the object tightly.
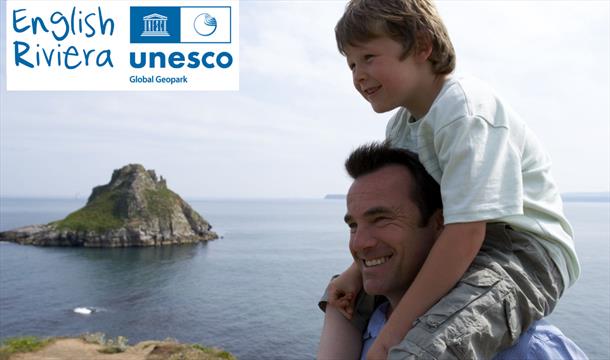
[388,223,564,360]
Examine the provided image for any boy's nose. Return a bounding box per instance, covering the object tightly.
[353,66,366,84]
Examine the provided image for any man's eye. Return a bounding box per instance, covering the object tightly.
[364,54,375,62]
[374,217,390,226]
[348,63,356,71]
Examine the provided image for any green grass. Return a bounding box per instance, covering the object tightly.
[54,191,124,233]
[191,344,236,359]
[97,346,124,354]
[0,336,53,360]
[144,188,178,218]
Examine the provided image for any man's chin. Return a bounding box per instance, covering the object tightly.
[362,280,384,296]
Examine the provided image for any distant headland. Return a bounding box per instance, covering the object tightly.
[0,164,218,247]
[561,192,610,202]
[324,194,346,200]
[323,192,610,202]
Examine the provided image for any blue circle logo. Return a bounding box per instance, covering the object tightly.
[194,13,217,36]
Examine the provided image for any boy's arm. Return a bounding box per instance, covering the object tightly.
[366,221,486,360]
[318,304,363,360]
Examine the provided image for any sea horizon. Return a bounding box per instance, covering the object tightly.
[0,191,608,201]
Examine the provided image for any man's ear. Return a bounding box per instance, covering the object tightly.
[431,209,444,236]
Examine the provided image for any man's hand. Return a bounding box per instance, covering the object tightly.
[327,262,362,320]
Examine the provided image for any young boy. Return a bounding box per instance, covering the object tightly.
[323,0,580,358]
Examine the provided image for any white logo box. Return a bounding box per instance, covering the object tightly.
[5,0,239,91]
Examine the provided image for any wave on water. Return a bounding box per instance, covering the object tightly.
[73,307,98,315]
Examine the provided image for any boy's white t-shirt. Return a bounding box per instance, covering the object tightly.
[386,76,579,287]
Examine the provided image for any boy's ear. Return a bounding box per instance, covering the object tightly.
[414,31,433,63]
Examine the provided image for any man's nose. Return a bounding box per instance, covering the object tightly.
[350,225,377,252]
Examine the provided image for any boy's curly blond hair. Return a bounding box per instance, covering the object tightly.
[335,0,455,75]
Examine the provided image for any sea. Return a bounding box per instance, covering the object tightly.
[0,198,608,359]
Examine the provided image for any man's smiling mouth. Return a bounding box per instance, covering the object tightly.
[364,255,391,267]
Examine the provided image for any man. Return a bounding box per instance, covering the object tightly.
[317,142,587,360]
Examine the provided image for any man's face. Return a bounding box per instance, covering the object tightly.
[345,165,440,301]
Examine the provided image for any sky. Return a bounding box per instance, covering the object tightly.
[1,0,609,199]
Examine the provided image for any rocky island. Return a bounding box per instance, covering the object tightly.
[0,164,218,247]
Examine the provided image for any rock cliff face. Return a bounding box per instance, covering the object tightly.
[0,164,218,247]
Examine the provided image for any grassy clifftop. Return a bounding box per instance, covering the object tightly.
[0,335,236,360]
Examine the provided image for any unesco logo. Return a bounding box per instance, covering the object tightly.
[130,6,232,44]
[194,13,217,36]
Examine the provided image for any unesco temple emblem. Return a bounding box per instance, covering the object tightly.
[141,13,170,37]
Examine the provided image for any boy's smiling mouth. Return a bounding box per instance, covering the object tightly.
[363,85,381,96]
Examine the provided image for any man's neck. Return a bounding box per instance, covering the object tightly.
[385,292,405,319]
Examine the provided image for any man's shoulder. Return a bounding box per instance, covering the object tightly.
[494,320,588,360]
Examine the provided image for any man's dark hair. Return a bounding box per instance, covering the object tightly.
[345,141,442,226]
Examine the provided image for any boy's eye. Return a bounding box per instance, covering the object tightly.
[364,54,375,62]
[348,62,356,71]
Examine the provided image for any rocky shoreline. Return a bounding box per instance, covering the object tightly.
[0,223,218,247]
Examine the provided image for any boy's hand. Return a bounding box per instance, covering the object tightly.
[328,288,355,319]
[327,262,362,320]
